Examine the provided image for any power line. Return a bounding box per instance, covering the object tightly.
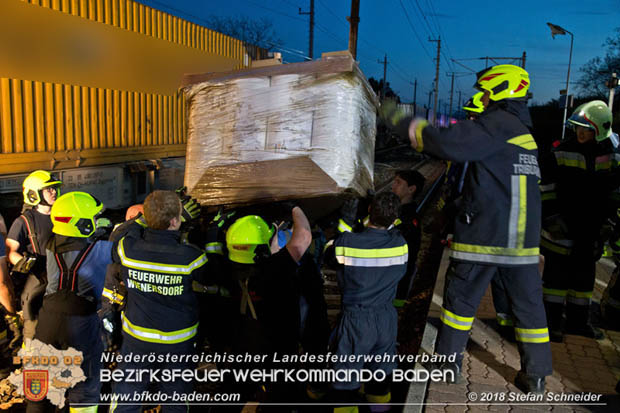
[398,0,433,61]
[410,0,438,39]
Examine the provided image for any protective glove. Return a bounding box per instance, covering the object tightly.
[175,186,201,223]
[100,310,120,352]
[5,314,23,352]
[210,208,237,229]
[12,252,38,274]
[96,217,112,229]
[338,198,360,233]
[205,208,236,254]
[379,100,413,142]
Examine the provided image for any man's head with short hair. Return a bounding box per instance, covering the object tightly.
[143,190,181,230]
[369,192,401,228]
[392,170,425,204]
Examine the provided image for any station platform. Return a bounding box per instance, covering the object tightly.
[408,249,620,412]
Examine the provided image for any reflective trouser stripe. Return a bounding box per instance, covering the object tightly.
[515,327,550,343]
[366,392,391,403]
[122,312,197,344]
[540,237,572,255]
[440,307,474,331]
[543,288,567,304]
[70,406,98,413]
[102,288,124,305]
[566,290,592,306]
[496,313,514,326]
[338,219,353,233]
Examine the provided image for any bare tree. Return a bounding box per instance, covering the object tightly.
[206,15,283,59]
[577,27,620,97]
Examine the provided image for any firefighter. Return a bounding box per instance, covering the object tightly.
[540,100,620,342]
[324,192,408,411]
[26,191,112,412]
[222,206,312,403]
[0,232,16,379]
[383,64,551,394]
[391,170,424,307]
[5,170,62,347]
[109,190,208,413]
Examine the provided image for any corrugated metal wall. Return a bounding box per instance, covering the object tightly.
[0,0,264,174]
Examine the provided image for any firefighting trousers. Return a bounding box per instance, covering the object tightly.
[542,247,596,327]
[330,303,398,391]
[602,266,620,326]
[491,276,514,327]
[436,261,552,377]
[26,309,102,412]
[110,343,193,413]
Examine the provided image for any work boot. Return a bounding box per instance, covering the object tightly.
[514,371,545,395]
[565,323,604,340]
[436,361,463,384]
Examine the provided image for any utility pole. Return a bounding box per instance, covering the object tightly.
[378,54,388,100]
[458,91,463,111]
[429,37,441,125]
[299,0,315,59]
[427,89,433,109]
[521,51,527,68]
[347,0,360,59]
[447,72,455,118]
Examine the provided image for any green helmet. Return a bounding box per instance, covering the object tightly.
[474,64,530,101]
[226,215,274,264]
[567,100,613,142]
[51,192,104,238]
[23,170,62,206]
[463,92,484,114]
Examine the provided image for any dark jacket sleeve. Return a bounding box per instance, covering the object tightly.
[420,119,505,162]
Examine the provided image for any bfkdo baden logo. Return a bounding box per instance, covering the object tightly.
[8,339,86,409]
[23,370,49,402]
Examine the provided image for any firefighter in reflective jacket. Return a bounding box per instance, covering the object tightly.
[540,100,620,342]
[5,170,62,346]
[384,64,552,394]
[325,192,408,411]
[110,190,208,413]
[27,192,112,413]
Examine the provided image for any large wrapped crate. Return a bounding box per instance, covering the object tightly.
[182,53,378,207]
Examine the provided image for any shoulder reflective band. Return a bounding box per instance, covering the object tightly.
[539,183,557,201]
[566,290,592,306]
[205,242,224,255]
[440,307,474,331]
[338,219,353,233]
[118,238,207,275]
[102,288,124,305]
[136,217,148,228]
[542,288,567,304]
[507,134,537,150]
[554,151,586,170]
[121,312,198,344]
[450,243,539,265]
[335,245,408,267]
[514,327,549,343]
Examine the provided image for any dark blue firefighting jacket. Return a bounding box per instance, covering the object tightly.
[113,228,207,353]
[540,136,620,255]
[411,100,541,266]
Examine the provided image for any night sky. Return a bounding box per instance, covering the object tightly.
[137,0,620,108]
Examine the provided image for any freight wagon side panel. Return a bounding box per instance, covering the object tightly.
[0,0,266,175]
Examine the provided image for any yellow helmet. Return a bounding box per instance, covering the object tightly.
[226,215,274,264]
[51,192,104,238]
[463,92,484,114]
[23,170,62,206]
[474,64,530,101]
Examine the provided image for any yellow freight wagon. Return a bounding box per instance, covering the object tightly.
[0,0,266,208]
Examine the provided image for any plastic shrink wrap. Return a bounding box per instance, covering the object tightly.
[182,53,378,206]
